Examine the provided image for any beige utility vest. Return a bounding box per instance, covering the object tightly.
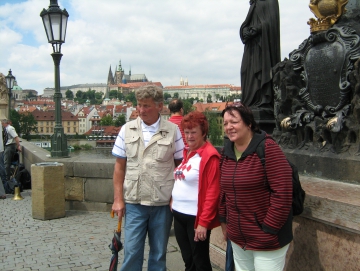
[124,117,178,206]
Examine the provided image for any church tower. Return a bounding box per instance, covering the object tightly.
[114,60,124,84]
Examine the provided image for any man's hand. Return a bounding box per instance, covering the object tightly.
[112,199,126,220]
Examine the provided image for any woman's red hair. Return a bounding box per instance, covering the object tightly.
[181,111,209,138]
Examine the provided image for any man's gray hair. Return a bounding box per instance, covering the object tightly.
[1,119,10,124]
[135,85,164,104]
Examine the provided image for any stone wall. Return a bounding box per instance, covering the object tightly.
[21,140,360,270]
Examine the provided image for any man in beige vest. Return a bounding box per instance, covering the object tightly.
[112,85,184,271]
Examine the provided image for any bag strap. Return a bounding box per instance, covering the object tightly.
[255,135,274,191]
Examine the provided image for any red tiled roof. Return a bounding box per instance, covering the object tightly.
[192,102,231,113]
[84,125,121,136]
[31,109,79,121]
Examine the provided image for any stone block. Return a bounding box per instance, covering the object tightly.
[74,160,114,179]
[285,216,360,270]
[65,176,84,201]
[84,178,113,203]
[31,162,65,220]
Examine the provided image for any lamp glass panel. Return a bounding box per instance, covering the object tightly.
[43,15,53,42]
[50,13,61,41]
[61,14,68,41]
[5,77,11,89]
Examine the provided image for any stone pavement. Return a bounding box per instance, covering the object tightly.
[0,190,223,271]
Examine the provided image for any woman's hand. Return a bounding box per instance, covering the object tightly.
[194,225,208,242]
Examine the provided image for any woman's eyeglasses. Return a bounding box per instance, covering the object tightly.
[225,100,244,108]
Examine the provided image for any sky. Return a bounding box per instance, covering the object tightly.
[0,0,313,94]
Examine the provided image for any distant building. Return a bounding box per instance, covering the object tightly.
[43,83,108,98]
[31,109,79,135]
[164,84,239,102]
[11,80,38,100]
[109,60,148,85]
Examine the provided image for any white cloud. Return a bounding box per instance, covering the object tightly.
[0,0,313,94]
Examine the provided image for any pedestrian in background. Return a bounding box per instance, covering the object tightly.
[1,119,21,185]
[168,98,187,147]
[0,124,6,199]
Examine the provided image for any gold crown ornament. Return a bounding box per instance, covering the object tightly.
[307,0,348,33]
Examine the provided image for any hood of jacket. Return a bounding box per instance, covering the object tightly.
[223,130,267,160]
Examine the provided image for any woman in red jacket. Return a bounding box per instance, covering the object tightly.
[219,102,293,271]
[171,111,220,271]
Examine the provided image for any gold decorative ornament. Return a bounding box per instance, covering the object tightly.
[280,117,291,130]
[13,186,24,201]
[307,0,348,33]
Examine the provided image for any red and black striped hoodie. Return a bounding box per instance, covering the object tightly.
[219,130,293,251]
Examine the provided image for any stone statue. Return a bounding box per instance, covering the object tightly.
[0,73,8,101]
[240,0,281,111]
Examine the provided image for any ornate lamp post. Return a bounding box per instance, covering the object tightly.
[40,0,69,157]
[5,69,16,120]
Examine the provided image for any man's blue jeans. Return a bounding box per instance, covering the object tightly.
[120,203,173,271]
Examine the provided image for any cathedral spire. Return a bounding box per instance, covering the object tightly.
[107,65,114,85]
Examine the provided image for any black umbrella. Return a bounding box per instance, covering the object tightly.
[109,210,123,271]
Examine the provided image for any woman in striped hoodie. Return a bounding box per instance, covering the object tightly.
[219,102,293,271]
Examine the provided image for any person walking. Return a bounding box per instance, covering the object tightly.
[219,102,293,271]
[168,98,187,147]
[171,111,220,271]
[0,124,6,199]
[111,85,185,271]
[1,119,21,186]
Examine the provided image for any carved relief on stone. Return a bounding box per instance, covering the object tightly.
[272,25,360,154]
[0,73,9,101]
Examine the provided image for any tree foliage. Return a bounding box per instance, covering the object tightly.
[183,100,195,115]
[74,89,103,104]
[10,110,38,140]
[100,114,114,126]
[65,89,74,100]
[125,91,137,106]
[114,114,126,127]
[204,109,223,147]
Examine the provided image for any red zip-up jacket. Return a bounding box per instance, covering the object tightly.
[219,131,293,251]
[182,141,221,230]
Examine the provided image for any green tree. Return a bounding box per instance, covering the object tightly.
[204,109,223,146]
[114,114,126,127]
[109,90,119,99]
[10,109,21,133]
[164,93,171,101]
[183,100,194,115]
[19,112,38,139]
[207,94,212,103]
[125,91,137,106]
[173,92,179,98]
[10,110,38,140]
[65,89,74,100]
[75,90,86,104]
[100,115,114,126]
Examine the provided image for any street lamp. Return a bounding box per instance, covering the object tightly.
[40,0,69,157]
[5,69,15,120]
